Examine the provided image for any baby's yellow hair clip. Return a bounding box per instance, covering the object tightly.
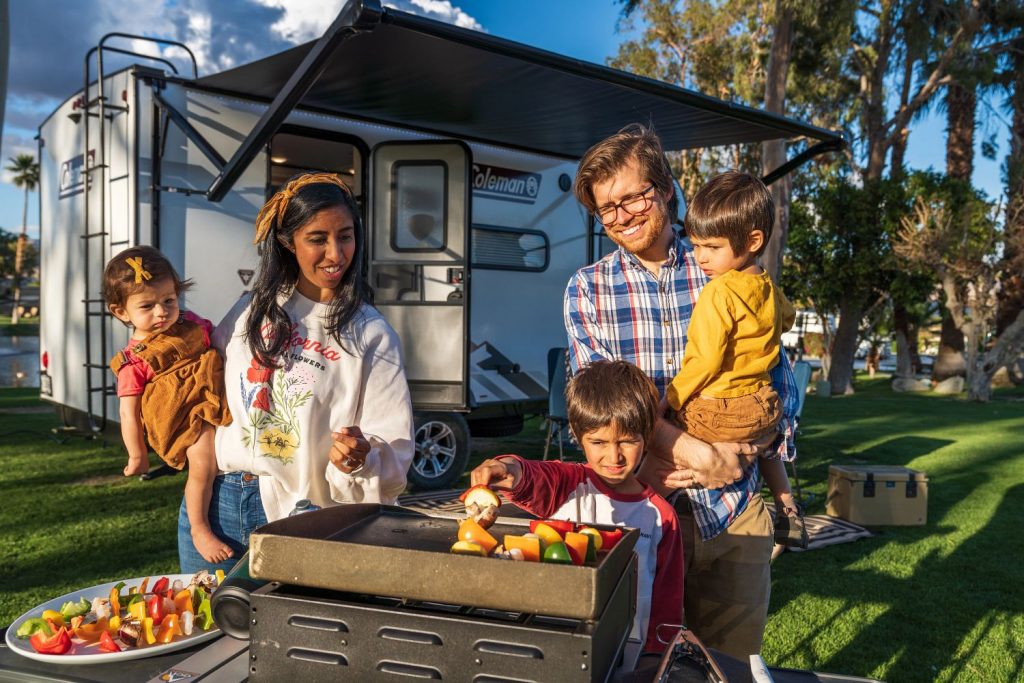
[125,257,152,284]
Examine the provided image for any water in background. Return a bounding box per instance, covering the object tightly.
[0,336,40,388]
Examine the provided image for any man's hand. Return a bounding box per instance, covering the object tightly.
[639,417,770,491]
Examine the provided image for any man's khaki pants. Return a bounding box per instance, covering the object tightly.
[675,493,774,659]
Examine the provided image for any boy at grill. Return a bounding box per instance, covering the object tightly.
[470,360,683,669]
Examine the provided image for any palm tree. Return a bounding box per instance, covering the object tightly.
[6,154,40,324]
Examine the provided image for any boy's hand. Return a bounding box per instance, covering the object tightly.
[470,457,520,490]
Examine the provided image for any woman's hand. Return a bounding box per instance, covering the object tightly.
[330,426,371,473]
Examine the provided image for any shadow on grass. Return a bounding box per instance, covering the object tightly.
[772,478,1024,682]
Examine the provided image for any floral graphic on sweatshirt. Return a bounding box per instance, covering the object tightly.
[240,357,311,465]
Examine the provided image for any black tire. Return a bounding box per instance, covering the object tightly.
[468,414,524,438]
[407,412,471,490]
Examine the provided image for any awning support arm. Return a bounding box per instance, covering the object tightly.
[761,137,846,186]
[151,87,226,173]
[206,0,383,202]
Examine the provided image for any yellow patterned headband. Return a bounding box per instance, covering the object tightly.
[125,257,152,284]
[254,172,352,245]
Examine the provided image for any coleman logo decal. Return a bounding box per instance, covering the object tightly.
[159,669,198,681]
[59,150,95,200]
[472,164,541,205]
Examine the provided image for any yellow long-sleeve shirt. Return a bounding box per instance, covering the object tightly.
[666,269,795,410]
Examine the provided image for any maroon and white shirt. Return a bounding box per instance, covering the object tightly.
[502,456,684,658]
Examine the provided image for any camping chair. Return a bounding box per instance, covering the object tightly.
[542,347,570,461]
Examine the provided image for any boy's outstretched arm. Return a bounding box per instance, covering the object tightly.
[470,456,523,490]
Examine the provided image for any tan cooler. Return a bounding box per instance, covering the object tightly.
[826,465,928,526]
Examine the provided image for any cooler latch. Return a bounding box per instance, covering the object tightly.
[863,473,875,497]
[906,473,918,498]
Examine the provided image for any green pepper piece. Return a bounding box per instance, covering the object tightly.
[542,541,574,564]
[196,593,214,631]
[16,618,54,639]
[59,597,90,620]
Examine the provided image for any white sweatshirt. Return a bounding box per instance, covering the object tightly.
[212,291,414,521]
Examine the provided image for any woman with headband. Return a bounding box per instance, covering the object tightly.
[177,172,415,573]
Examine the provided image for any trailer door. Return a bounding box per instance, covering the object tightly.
[369,142,470,410]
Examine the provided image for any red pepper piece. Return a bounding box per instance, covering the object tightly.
[151,577,169,595]
[29,627,72,655]
[147,595,165,624]
[98,630,122,653]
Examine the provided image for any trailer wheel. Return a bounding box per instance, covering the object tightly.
[408,412,470,490]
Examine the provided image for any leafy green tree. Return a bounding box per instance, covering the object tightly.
[5,153,39,324]
[895,173,1007,400]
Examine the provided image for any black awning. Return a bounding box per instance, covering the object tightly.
[195,5,842,161]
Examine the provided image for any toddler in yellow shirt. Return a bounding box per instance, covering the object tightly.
[666,171,805,547]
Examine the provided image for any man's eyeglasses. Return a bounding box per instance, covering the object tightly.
[595,184,657,226]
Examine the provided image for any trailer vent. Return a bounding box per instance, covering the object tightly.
[471,226,548,272]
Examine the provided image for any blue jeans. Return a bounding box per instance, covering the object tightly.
[178,472,267,574]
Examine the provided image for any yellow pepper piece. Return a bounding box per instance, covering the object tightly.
[215,569,225,585]
[41,610,64,626]
[108,615,121,633]
[129,601,146,620]
[142,617,156,645]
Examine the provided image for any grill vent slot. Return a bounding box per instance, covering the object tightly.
[473,640,544,659]
[287,615,349,632]
[285,648,348,666]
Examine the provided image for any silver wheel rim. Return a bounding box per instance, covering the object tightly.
[413,420,458,479]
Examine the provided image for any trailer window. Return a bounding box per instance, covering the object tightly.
[471,225,548,272]
[391,162,447,252]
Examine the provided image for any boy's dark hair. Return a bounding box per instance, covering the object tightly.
[566,360,659,443]
[685,171,774,256]
[574,123,679,220]
[102,245,192,310]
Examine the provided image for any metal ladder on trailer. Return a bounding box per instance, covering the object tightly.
[79,35,197,435]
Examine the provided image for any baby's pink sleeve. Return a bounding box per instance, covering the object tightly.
[116,354,155,397]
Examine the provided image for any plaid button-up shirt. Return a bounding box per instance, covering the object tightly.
[563,234,797,540]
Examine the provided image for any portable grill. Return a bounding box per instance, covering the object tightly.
[244,504,641,682]
[249,556,635,682]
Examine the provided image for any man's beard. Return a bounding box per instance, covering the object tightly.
[604,202,671,256]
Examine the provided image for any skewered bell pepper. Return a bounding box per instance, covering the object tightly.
[456,518,499,555]
[40,610,64,627]
[15,618,53,639]
[151,576,169,596]
[173,589,193,614]
[146,594,165,624]
[156,614,180,644]
[98,631,121,653]
[74,618,109,642]
[142,617,156,645]
[542,541,573,564]
[195,593,215,631]
[29,627,72,655]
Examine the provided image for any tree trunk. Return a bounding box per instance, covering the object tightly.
[760,0,794,281]
[933,312,966,381]
[945,82,976,181]
[11,187,27,325]
[828,296,864,395]
[997,40,1024,338]
[893,303,913,378]
[967,308,1024,401]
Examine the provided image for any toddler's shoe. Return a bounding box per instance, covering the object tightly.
[774,504,809,549]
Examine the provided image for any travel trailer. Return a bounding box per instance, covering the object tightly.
[37,0,843,489]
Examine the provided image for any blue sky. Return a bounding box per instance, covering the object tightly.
[0,0,1009,237]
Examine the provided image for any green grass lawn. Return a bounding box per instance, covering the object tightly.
[0,315,39,337]
[0,377,1022,682]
